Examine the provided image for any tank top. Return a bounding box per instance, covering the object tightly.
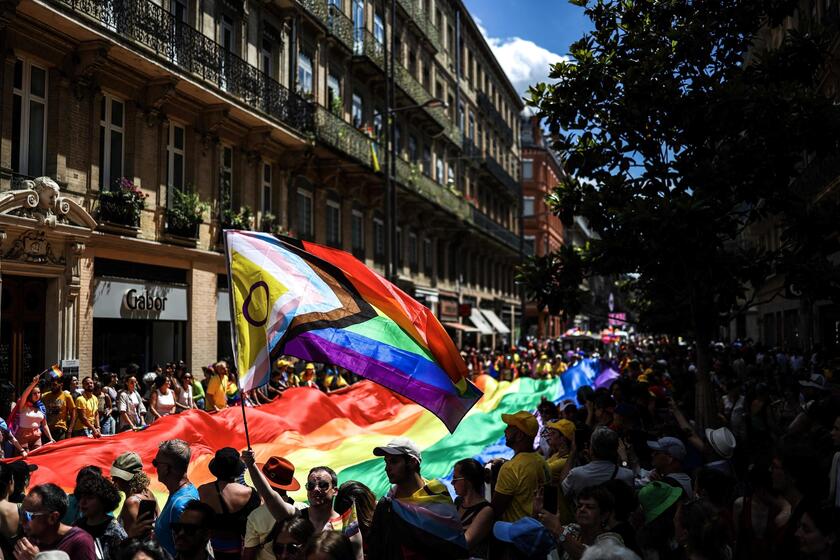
[18,406,43,430]
[210,481,260,559]
[153,390,175,417]
[458,499,491,559]
[177,385,193,410]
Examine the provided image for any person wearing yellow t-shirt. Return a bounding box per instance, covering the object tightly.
[544,419,576,524]
[205,361,231,411]
[325,368,349,392]
[492,411,548,524]
[72,376,101,438]
[42,376,76,440]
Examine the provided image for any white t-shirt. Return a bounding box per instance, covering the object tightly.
[118,390,146,429]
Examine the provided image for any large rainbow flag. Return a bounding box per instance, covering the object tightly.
[17,360,603,502]
[225,231,480,432]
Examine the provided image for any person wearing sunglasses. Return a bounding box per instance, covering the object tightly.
[171,499,214,560]
[13,483,95,559]
[242,452,363,559]
[272,516,315,560]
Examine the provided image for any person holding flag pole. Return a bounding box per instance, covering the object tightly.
[9,368,56,453]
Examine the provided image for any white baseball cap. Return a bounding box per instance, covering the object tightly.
[373,437,422,464]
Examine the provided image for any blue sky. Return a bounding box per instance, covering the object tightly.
[463,0,592,98]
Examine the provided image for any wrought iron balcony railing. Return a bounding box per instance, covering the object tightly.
[353,29,385,71]
[483,154,521,199]
[462,137,481,167]
[471,206,521,252]
[327,4,353,52]
[314,107,375,166]
[53,0,314,135]
[477,91,514,146]
[394,157,470,221]
[395,0,441,52]
[299,0,329,26]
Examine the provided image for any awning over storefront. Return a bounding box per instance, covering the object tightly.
[469,308,494,335]
[481,309,511,334]
[443,322,479,333]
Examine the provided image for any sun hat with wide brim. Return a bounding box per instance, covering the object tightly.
[705,427,736,459]
[639,481,683,524]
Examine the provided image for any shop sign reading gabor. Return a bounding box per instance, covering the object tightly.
[123,289,168,312]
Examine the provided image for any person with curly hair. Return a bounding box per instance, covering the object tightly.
[110,452,159,535]
[74,472,127,558]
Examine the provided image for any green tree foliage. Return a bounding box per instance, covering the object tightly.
[526,0,840,426]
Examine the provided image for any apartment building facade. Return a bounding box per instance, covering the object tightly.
[520,115,564,338]
[0,0,523,386]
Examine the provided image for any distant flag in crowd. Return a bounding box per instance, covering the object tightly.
[47,364,63,379]
[224,230,481,432]
[370,140,381,173]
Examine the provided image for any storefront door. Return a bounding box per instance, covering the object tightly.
[0,276,46,390]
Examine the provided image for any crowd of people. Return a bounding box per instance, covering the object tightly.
[0,336,836,560]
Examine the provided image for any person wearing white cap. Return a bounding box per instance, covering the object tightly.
[366,437,467,560]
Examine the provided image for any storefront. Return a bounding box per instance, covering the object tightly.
[92,273,188,374]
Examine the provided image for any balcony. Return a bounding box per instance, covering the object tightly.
[352,29,385,72]
[462,137,481,168]
[482,155,520,199]
[395,0,441,52]
[477,91,513,146]
[289,0,329,27]
[394,157,470,221]
[52,0,314,135]
[314,107,375,167]
[327,4,354,52]
[471,207,521,252]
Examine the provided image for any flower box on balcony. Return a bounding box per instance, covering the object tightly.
[98,178,146,232]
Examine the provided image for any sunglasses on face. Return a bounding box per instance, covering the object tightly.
[273,542,302,554]
[22,510,49,523]
[305,481,331,491]
[171,522,203,535]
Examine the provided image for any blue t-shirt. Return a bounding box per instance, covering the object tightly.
[155,483,199,556]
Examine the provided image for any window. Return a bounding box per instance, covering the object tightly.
[459,102,465,131]
[422,146,432,175]
[99,94,124,190]
[408,135,417,162]
[373,12,384,44]
[12,58,47,176]
[436,155,444,184]
[373,217,385,262]
[166,122,185,205]
[522,159,534,180]
[373,109,383,140]
[298,52,313,95]
[447,162,455,186]
[297,189,313,239]
[262,163,272,215]
[523,196,535,216]
[352,93,363,127]
[220,145,233,213]
[423,238,432,275]
[524,235,535,255]
[326,199,341,246]
[261,38,274,78]
[351,209,365,257]
[396,227,403,267]
[408,232,418,271]
[468,113,475,141]
[394,124,401,155]
[328,73,341,112]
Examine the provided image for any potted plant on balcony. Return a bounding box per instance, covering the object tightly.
[222,206,254,230]
[260,212,277,233]
[166,187,209,238]
[330,95,343,117]
[98,177,147,228]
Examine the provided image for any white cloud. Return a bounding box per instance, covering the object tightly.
[475,19,567,105]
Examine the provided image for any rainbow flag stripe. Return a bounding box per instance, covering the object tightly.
[225,231,480,432]
[17,360,602,503]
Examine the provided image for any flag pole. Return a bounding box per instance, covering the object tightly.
[223,230,252,451]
